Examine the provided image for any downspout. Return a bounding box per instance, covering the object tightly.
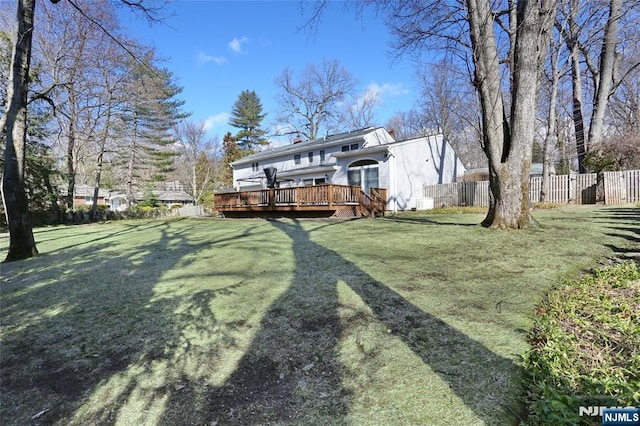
[387,148,398,213]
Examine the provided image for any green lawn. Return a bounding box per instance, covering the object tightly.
[0,206,638,425]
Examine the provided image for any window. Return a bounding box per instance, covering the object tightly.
[84,196,94,204]
[342,144,360,152]
[294,154,301,164]
[302,178,314,186]
[308,151,314,163]
[348,160,379,194]
[251,162,259,172]
[319,150,325,163]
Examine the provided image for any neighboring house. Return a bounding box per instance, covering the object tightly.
[108,190,193,212]
[464,163,556,180]
[231,127,465,212]
[530,162,556,177]
[65,184,110,208]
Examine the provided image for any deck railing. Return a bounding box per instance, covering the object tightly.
[215,184,365,209]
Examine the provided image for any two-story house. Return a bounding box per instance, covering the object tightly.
[230,127,465,213]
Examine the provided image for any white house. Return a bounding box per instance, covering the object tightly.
[231,127,465,212]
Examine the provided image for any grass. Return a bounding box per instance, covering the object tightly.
[0,205,638,425]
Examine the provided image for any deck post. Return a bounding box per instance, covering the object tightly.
[269,188,275,209]
[328,185,334,208]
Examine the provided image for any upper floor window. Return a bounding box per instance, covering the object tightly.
[341,145,349,152]
[308,152,314,163]
[320,150,325,163]
[251,162,259,172]
[350,143,359,151]
[294,154,301,165]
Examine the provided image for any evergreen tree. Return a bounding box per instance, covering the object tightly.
[118,51,187,208]
[229,90,268,152]
[221,131,242,188]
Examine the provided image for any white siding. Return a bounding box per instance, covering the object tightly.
[231,129,465,213]
[390,135,465,211]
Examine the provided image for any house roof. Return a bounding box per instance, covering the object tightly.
[231,127,385,166]
[153,190,193,202]
[108,190,193,202]
[63,184,110,198]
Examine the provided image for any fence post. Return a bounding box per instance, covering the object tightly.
[569,174,576,204]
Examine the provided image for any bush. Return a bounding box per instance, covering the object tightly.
[523,262,640,425]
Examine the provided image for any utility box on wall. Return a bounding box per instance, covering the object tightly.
[416,197,434,210]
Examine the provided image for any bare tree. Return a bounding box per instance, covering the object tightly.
[37,0,113,209]
[384,110,428,141]
[345,87,381,129]
[417,58,485,168]
[468,0,557,228]
[174,119,217,204]
[556,0,634,172]
[274,58,358,140]
[1,0,171,261]
[587,0,622,150]
[540,29,567,202]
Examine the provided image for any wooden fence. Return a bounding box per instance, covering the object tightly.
[423,169,640,207]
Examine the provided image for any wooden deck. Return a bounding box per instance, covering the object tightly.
[215,185,386,218]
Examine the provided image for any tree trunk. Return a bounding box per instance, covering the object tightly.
[587,0,621,148]
[567,0,587,173]
[541,40,562,202]
[126,112,138,210]
[66,116,76,210]
[91,89,114,220]
[1,0,38,262]
[468,0,554,229]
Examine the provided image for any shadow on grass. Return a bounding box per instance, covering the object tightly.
[383,215,480,227]
[597,207,640,264]
[2,217,522,424]
[0,220,270,425]
[168,219,523,424]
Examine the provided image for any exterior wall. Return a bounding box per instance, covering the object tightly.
[73,196,107,207]
[232,128,395,191]
[389,135,465,211]
[230,129,465,213]
[333,152,388,187]
[233,145,341,190]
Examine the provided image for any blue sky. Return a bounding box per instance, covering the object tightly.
[120,1,420,144]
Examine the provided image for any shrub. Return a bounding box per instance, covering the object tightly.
[523,262,640,425]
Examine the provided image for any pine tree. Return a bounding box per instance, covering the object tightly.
[229,90,268,153]
[221,131,242,188]
[119,52,187,208]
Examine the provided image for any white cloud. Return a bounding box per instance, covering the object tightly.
[228,36,249,53]
[203,113,229,131]
[366,82,409,99]
[198,52,227,64]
